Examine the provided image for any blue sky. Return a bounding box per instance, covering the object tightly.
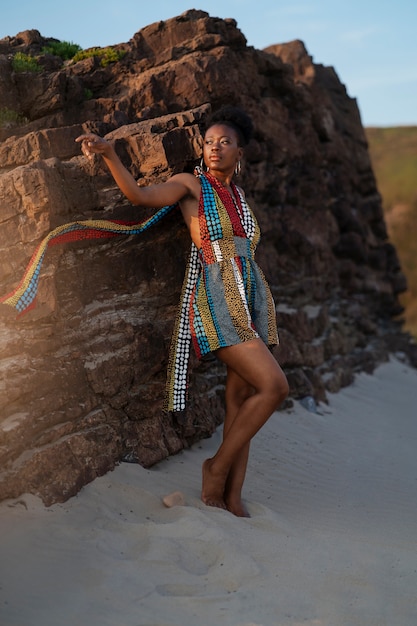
[1,0,416,127]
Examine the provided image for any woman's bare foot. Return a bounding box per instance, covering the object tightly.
[201,458,227,510]
[225,496,251,518]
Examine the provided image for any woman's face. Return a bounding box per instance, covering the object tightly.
[203,123,243,175]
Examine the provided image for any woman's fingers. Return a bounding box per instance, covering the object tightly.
[75,134,108,159]
[81,142,94,159]
[76,133,95,144]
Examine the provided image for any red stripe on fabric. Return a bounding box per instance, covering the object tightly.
[48,230,120,247]
[198,213,215,264]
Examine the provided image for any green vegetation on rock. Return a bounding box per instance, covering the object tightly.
[72,46,126,67]
[42,40,82,60]
[0,107,28,128]
[12,52,42,73]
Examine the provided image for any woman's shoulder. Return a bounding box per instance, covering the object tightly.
[170,171,201,195]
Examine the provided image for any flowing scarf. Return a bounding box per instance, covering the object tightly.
[1,204,178,315]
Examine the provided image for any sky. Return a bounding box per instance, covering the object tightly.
[1,0,416,127]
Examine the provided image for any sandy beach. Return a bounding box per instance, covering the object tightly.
[1,356,416,626]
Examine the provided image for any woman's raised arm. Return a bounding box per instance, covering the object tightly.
[75,133,192,208]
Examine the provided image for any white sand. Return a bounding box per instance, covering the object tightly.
[1,357,416,626]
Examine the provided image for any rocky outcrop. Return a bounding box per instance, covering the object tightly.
[0,11,414,505]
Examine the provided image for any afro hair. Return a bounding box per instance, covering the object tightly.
[205,105,254,146]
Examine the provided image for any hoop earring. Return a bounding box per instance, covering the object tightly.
[235,160,241,176]
[200,157,209,172]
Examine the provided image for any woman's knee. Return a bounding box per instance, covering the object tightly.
[278,372,290,404]
[266,367,289,406]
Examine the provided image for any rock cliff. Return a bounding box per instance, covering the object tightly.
[0,10,414,504]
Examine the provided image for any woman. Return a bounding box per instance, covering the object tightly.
[76,106,289,517]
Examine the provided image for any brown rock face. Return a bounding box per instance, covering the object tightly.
[0,11,413,505]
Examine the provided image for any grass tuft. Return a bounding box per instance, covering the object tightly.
[0,107,28,128]
[12,52,42,73]
[72,46,126,67]
[42,40,82,60]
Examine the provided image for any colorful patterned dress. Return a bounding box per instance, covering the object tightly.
[166,170,278,413]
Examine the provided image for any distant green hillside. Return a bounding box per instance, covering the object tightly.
[366,126,417,338]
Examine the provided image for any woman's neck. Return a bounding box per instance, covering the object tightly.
[205,170,234,193]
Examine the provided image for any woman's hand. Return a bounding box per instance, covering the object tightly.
[75,133,113,160]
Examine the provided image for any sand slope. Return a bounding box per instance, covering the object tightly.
[1,357,416,626]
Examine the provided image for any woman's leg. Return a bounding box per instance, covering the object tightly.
[201,338,289,511]
[223,367,254,517]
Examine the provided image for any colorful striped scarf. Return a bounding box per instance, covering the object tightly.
[1,204,178,315]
